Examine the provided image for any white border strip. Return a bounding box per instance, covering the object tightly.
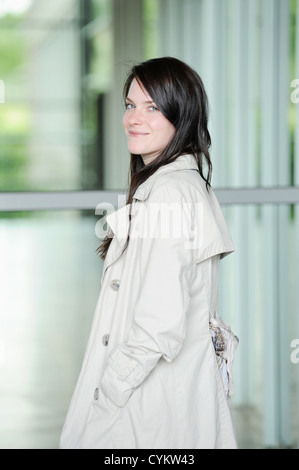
[0,187,298,212]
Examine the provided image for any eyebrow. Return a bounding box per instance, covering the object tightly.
[125,97,155,105]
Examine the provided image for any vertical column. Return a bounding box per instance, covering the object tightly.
[198,0,217,121]
[228,0,251,408]
[295,0,299,448]
[182,0,195,66]
[103,0,144,191]
[204,0,226,187]
[157,0,168,56]
[246,0,260,408]
[158,0,182,57]
[214,0,227,188]
[261,0,280,447]
[218,0,233,352]
[277,0,292,447]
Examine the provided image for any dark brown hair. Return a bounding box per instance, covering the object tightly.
[97,56,212,261]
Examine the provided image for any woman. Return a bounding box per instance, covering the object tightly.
[60,57,238,449]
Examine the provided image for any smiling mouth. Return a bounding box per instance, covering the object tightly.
[128,131,149,137]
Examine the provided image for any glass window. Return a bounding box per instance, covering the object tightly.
[152,0,296,189]
[143,0,160,60]
[0,0,84,191]
[81,0,113,190]
[0,0,113,192]
[1,0,298,450]
[219,203,299,448]
[0,210,102,448]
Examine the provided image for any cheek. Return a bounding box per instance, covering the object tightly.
[163,123,176,142]
[151,117,175,137]
[122,113,128,129]
[168,124,176,138]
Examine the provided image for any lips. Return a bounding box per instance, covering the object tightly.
[128,130,149,137]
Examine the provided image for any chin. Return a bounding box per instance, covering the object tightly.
[128,146,145,155]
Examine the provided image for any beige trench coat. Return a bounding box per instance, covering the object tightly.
[60,154,238,449]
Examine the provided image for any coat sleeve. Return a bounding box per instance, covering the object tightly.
[100,183,197,407]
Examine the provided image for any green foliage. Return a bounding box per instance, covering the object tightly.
[0,14,26,76]
[143,0,159,60]
[0,12,30,198]
[0,142,29,190]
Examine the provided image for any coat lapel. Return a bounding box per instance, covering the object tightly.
[100,203,131,284]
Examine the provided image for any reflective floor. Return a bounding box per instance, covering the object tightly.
[0,213,297,449]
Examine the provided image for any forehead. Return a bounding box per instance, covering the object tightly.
[127,78,153,102]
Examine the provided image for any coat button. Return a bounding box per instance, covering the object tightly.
[102,334,109,346]
[110,279,120,291]
[94,387,99,400]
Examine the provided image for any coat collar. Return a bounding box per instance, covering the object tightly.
[133,154,199,201]
[102,155,199,283]
[105,154,198,243]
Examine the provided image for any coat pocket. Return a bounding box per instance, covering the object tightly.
[79,387,123,449]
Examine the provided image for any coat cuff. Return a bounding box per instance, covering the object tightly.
[100,348,147,407]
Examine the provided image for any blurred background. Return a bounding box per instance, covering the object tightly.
[0,0,298,449]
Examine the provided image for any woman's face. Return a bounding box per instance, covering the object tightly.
[123,78,176,165]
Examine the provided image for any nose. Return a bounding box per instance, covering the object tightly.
[128,107,143,126]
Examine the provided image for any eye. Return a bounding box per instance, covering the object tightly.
[125,102,135,110]
[149,105,160,112]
